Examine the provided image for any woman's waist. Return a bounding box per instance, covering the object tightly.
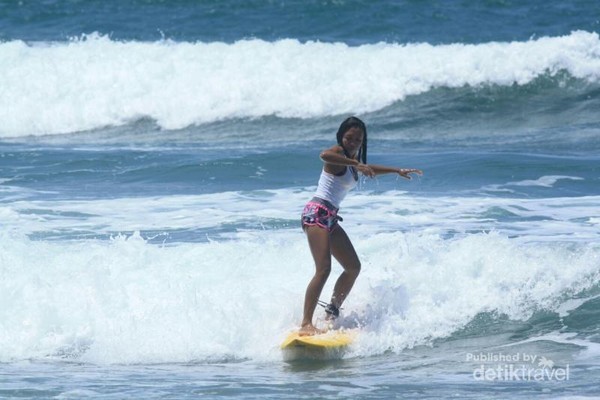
[307,196,339,212]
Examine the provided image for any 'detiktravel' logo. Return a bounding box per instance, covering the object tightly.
[466,352,570,382]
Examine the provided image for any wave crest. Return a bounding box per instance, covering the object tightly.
[1,31,599,137]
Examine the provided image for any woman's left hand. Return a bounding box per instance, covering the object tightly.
[398,168,423,180]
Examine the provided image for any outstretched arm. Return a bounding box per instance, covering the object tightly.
[319,146,422,179]
[368,164,423,180]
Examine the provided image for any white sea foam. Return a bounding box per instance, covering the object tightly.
[501,331,600,362]
[483,174,593,201]
[505,175,584,188]
[0,187,599,363]
[0,228,597,364]
[1,31,599,137]
[555,294,600,318]
[2,188,598,242]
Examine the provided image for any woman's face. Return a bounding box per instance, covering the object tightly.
[342,126,364,158]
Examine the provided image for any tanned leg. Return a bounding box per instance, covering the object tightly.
[299,225,332,335]
[329,226,361,311]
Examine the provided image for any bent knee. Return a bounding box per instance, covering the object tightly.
[346,261,361,277]
[315,262,332,279]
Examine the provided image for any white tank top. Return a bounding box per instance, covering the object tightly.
[314,166,358,208]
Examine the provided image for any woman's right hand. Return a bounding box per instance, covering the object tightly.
[357,163,375,177]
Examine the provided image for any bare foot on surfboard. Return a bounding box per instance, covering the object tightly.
[298,324,326,336]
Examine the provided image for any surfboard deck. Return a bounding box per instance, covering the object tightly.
[281,330,355,361]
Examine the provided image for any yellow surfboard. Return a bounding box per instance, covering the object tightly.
[281,330,355,361]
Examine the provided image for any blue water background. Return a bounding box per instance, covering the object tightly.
[1,1,599,399]
[2,0,600,44]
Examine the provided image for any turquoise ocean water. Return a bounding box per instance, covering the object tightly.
[1,1,600,398]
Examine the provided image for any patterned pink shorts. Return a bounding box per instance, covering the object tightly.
[301,197,343,232]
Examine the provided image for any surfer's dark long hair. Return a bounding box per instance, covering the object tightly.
[336,116,367,164]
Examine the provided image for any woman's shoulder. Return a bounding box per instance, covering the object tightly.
[322,146,344,175]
